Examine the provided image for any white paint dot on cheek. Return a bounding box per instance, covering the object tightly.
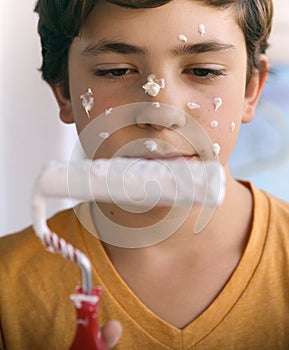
[178,34,188,43]
[212,143,221,157]
[210,120,219,128]
[187,102,201,110]
[198,24,206,37]
[144,140,158,152]
[99,132,110,140]
[80,88,94,118]
[213,97,223,112]
[230,122,236,132]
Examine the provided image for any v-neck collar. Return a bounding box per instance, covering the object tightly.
[75,182,270,349]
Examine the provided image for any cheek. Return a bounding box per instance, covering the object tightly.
[69,85,140,158]
[68,60,132,131]
[207,117,240,164]
[191,93,244,164]
[72,85,138,131]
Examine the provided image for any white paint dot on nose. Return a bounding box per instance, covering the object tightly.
[147,74,156,82]
[157,78,166,89]
[143,74,166,97]
[143,81,161,97]
[230,122,236,132]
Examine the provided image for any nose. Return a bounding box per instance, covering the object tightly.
[136,73,187,130]
[136,103,186,130]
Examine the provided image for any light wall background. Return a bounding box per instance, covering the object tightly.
[0,1,78,236]
[1,0,289,236]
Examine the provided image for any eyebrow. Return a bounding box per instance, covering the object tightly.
[81,39,148,56]
[81,39,235,57]
[171,41,235,56]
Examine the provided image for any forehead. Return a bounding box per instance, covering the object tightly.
[77,0,243,49]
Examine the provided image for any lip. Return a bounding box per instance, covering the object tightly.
[125,153,198,160]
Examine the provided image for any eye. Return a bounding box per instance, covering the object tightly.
[194,68,217,77]
[183,67,226,80]
[94,68,137,78]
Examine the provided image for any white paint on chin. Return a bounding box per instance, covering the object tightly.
[144,140,158,152]
[99,132,110,140]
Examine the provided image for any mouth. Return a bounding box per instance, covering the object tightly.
[116,139,200,161]
[125,153,199,161]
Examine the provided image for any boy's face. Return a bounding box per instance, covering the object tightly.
[57,0,267,165]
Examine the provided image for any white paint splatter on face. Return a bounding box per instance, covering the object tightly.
[212,143,221,157]
[144,140,158,152]
[213,97,223,112]
[158,78,166,89]
[198,24,206,37]
[99,132,110,140]
[143,74,165,97]
[143,82,161,97]
[187,102,201,110]
[80,88,94,118]
[210,120,219,128]
[147,74,166,89]
[152,102,161,108]
[105,108,113,116]
[147,74,165,89]
[230,122,236,132]
[178,34,188,43]
[147,74,156,82]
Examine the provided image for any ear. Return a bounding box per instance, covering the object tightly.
[242,55,269,123]
[50,84,75,124]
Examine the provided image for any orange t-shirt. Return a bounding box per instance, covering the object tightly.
[1,183,289,349]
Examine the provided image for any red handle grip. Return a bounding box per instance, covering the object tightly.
[70,287,107,350]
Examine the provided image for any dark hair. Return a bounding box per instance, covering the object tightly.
[34,0,273,97]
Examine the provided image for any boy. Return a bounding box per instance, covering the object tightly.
[1,0,289,349]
